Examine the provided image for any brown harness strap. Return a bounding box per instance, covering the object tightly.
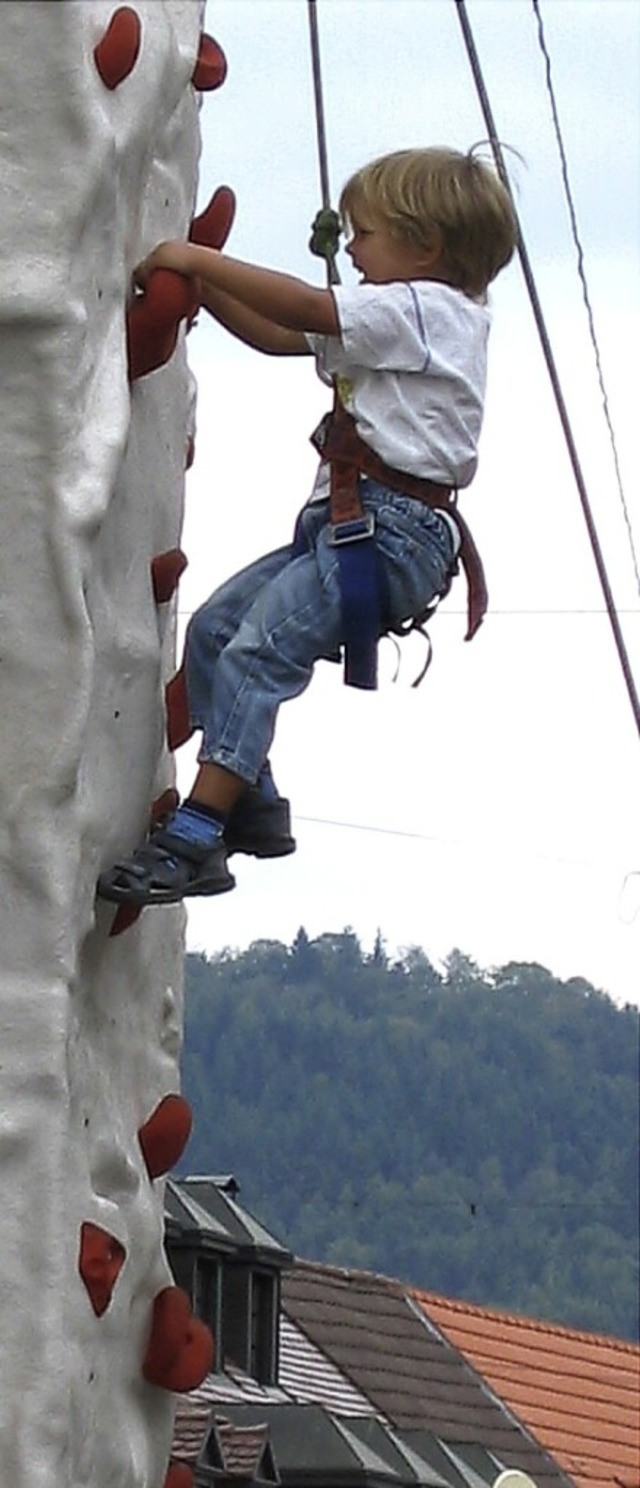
[312,405,488,640]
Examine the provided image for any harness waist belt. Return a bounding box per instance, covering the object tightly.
[312,408,488,640]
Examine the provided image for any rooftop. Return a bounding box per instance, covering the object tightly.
[282,1260,569,1488]
[413,1291,640,1488]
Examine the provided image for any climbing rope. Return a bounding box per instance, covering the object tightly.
[306,0,341,285]
[453,0,640,744]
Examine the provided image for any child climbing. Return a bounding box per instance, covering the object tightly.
[97,146,518,907]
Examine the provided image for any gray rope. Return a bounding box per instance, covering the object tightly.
[532,0,640,597]
[453,0,640,742]
[306,1,341,286]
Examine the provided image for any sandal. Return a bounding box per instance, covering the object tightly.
[97,806,235,907]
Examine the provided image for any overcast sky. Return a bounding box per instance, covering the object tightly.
[175,0,640,1006]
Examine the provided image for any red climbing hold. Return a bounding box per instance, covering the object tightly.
[164,1465,194,1488]
[165,665,194,752]
[138,1094,193,1179]
[109,902,142,938]
[191,33,227,91]
[127,270,199,381]
[78,1222,126,1317]
[94,7,141,90]
[151,549,188,605]
[190,186,236,251]
[143,1286,214,1392]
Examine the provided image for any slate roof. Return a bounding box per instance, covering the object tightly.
[171,1318,377,1470]
[202,1402,471,1487]
[167,1176,292,1266]
[171,1316,510,1486]
[413,1290,640,1488]
[279,1314,380,1418]
[181,1364,289,1413]
[281,1260,571,1488]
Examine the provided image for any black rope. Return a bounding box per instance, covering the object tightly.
[453,0,640,743]
[531,0,640,596]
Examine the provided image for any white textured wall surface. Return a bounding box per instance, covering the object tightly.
[0,3,205,1483]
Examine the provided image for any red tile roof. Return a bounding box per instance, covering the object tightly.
[172,1399,274,1479]
[412,1290,640,1488]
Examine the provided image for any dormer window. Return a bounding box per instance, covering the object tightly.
[251,1268,278,1382]
[221,1262,279,1384]
[198,1418,280,1484]
[164,1176,291,1388]
[195,1256,222,1344]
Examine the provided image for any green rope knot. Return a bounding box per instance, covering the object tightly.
[309,207,342,263]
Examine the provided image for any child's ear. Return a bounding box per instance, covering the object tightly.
[420,226,446,272]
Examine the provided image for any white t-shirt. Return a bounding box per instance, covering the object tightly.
[307,279,490,496]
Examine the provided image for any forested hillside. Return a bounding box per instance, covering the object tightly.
[181,931,639,1341]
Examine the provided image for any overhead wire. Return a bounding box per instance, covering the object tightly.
[531,0,640,597]
[453,0,640,743]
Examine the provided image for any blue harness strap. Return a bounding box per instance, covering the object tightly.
[307,409,384,690]
[291,486,382,691]
[324,458,382,689]
[328,506,381,690]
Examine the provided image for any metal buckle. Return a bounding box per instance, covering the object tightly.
[327,512,375,547]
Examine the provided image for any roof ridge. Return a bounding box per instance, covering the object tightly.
[290,1254,407,1294]
[413,1288,640,1354]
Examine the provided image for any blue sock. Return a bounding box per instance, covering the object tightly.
[164,800,225,851]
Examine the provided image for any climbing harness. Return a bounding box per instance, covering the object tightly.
[311,405,488,685]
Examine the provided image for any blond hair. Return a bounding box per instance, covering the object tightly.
[339,146,518,298]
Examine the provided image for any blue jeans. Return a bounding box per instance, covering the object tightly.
[185,479,456,783]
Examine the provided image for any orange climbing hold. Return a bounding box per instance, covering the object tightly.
[127,270,199,381]
[165,665,194,752]
[138,1094,193,1179]
[151,548,188,605]
[143,1286,214,1392]
[78,1222,126,1317]
[191,33,227,91]
[190,186,236,251]
[94,7,141,90]
[163,1465,194,1488]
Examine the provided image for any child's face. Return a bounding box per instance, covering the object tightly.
[345,217,442,285]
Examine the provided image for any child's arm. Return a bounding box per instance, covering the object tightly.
[198,281,310,356]
[134,240,340,339]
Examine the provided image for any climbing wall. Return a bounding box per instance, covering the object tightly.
[0,4,231,1485]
